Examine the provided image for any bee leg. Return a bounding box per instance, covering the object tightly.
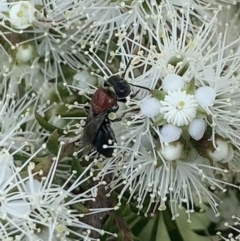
[117,91,140,103]
[129,89,140,99]
[83,105,90,114]
[111,104,119,112]
[105,120,117,143]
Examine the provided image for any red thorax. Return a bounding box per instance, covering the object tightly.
[91,88,116,115]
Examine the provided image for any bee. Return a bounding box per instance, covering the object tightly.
[79,60,150,157]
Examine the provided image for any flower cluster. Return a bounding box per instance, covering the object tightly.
[1,0,240,239]
[83,5,240,220]
[0,146,114,241]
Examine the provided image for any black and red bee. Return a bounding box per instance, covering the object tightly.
[79,60,150,157]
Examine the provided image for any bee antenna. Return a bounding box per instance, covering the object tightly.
[121,58,151,92]
[129,83,151,92]
[121,58,132,80]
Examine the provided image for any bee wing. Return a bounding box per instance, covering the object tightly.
[73,106,108,156]
[82,108,107,144]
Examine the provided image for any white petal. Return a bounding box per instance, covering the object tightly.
[4,199,31,218]
[219,144,233,164]
[162,74,184,92]
[140,97,161,118]
[160,124,182,143]
[195,86,216,107]
[24,179,42,193]
[0,0,8,13]
[188,119,206,140]
[0,151,14,186]
[73,71,97,89]
[0,163,12,186]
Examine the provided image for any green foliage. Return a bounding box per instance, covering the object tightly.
[46,130,59,155]
[151,90,166,101]
[183,79,195,95]
[35,111,64,134]
[100,199,219,241]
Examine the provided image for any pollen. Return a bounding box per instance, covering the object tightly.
[177,101,185,110]
[17,10,24,17]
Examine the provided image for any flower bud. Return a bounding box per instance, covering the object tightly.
[188,118,206,140]
[160,124,182,143]
[195,86,216,107]
[208,138,233,163]
[160,141,183,161]
[73,71,97,89]
[140,97,161,118]
[16,44,34,64]
[162,74,184,92]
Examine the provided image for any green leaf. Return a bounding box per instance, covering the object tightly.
[32,155,54,178]
[151,90,166,101]
[13,152,31,162]
[133,213,171,241]
[175,209,219,241]
[189,212,211,231]
[195,107,207,119]
[153,114,166,126]
[68,200,89,214]
[46,130,59,155]
[57,109,86,118]
[35,112,64,134]
[116,203,133,217]
[163,209,183,241]
[70,157,89,190]
[183,79,195,95]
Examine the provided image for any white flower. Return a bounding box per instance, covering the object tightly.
[96,148,233,220]
[0,145,115,240]
[0,0,91,82]
[0,147,43,239]
[9,1,36,29]
[160,90,198,126]
[193,50,240,151]
[69,4,240,220]
[0,88,40,153]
